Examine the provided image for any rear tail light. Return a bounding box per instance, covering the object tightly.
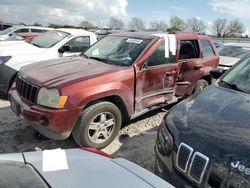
[80,148,113,159]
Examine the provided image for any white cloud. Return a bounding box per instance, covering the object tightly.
[0,0,128,25]
[208,0,250,33]
[168,6,187,12]
[208,0,250,19]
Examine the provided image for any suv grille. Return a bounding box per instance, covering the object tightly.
[176,143,209,184]
[176,143,193,172]
[16,76,39,103]
[188,152,209,183]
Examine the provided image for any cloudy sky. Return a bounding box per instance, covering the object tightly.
[0,0,249,34]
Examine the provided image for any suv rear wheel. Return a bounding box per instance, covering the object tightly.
[72,101,122,149]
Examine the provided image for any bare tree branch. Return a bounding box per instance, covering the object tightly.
[224,19,244,37]
[150,20,168,32]
[107,17,124,30]
[212,18,227,37]
[186,17,206,33]
[128,17,145,31]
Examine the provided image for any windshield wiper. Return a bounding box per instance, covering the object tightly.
[219,80,247,93]
[31,43,41,48]
[81,53,89,59]
[88,56,107,63]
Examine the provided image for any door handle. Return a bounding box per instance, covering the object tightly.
[194,64,204,70]
[165,71,176,76]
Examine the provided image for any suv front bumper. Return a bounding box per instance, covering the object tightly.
[154,144,195,188]
[9,88,81,140]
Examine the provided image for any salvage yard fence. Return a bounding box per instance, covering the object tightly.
[212,37,250,44]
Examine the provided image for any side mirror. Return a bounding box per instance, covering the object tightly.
[142,62,149,70]
[58,44,71,53]
[210,68,225,79]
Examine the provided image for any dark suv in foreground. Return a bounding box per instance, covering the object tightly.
[155,54,250,187]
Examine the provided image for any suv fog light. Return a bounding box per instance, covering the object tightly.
[40,117,49,126]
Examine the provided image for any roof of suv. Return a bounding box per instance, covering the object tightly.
[110,31,211,40]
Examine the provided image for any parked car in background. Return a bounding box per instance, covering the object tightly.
[155,54,250,188]
[213,42,223,48]
[218,43,250,70]
[0,23,13,31]
[0,25,51,41]
[4,32,41,42]
[0,28,97,95]
[0,148,174,188]
[95,28,122,40]
[9,32,219,149]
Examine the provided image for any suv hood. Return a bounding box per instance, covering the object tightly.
[0,34,8,40]
[169,84,250,159]
[219,56,240,67]
[21,56,125,87]
[0,149,173,188]
[0,41,46,56]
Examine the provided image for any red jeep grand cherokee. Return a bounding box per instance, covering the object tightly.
[9,32,219,149]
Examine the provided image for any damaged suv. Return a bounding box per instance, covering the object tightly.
[155,55,250,187]
[9,32,219,148]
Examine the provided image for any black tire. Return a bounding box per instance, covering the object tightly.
[193,79,209,93]
[8,74,17,91]
[72,101,122,149]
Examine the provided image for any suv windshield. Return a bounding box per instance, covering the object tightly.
[219,56,250,94]
[0,161,48,188]
[0,26,18,35]
[218,45,250,58]
[28,30,70,48]
[84,36,151,66]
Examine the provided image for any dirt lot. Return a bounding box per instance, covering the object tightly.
[0,98,172,172]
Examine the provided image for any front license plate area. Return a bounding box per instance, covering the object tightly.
[10,97,21,116]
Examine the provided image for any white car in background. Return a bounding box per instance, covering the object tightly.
[218,43,250,70]
[0,148,174,188]
[0,25,51,41]
[0,28,97,95]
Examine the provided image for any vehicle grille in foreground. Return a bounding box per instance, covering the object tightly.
[16,76,39,103]
[176,143,209,184]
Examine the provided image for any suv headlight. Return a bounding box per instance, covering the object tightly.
[37,87,68,109]
[0,56,12,65]
[157,123,173,156]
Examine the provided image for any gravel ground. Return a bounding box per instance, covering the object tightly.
[0,97,173,172]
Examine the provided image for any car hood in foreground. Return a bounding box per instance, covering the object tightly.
[20,56,126,87]
[0,149,173,188]
[168,84,250,160]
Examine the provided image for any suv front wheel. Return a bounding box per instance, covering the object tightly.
[193,79,209,93]
[72,101,122,149]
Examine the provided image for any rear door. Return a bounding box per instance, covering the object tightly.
[135,38,178,113]
[176,39,204,96]
[199,39,219,68]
